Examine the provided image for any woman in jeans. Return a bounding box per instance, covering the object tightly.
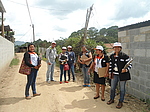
[66,46,76,82]
[78,45,92,87]
[24,43,41,99]
[59,47,69,84]
[89,46,109,101]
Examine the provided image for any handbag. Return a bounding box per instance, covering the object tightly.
[19,58,31,75]
[64,64,69,71]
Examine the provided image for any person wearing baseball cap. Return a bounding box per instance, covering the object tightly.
[58,47,69,84]
[66,46,76,82]
[46,41,57,83]
[88,46,109,101]
[107,42,132,109]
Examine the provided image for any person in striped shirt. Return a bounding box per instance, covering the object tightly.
[107,42,132,109]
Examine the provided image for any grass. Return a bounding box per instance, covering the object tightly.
[9,58,19,67]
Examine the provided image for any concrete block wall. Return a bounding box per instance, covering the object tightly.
[118,26,150,100]
[0,36,14,75]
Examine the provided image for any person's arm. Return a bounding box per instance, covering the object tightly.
[46,48,51,64]
[122,55,132,73]
[83,52,92,62]
[73,52,76,63]
[88,62,95,72]
[78,55,84,64]
[104,63,109,77]
[24,52,35,67]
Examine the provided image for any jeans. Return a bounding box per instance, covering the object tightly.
[82,64,90,84]
[60,64,67,82]
[68,64,75,81]
[25,68,38,97]
[46,62,55,82]
[110,75,126,102]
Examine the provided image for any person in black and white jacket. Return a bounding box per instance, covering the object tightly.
[107,42,132,109]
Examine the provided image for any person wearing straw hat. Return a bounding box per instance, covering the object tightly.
[107,42,132,109]
[66,45,76,82]
[46,41,57,83]
[58,47,69,84]
[89,45,109,101]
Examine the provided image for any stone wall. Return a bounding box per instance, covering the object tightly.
[118,25,150,100]
[0,36,14,75]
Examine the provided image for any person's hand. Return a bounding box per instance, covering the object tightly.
[38,64,41,68]
[88,69,91,73]
[104,73,109,77]
[109,74,113,79]
[48,62,51,65]
[122,69,127,73]
[34,66,39,69]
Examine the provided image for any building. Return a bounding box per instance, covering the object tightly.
[118,20,150,100]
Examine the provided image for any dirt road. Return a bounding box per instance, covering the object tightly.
[0,53,133,112]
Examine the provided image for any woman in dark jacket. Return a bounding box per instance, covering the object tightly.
[107,42,132,109]
[24,43,41,99]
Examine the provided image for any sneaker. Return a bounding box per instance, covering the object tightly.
[33,93,41,97]
[87,85,91,87]
[25,96,31,100]
[60,82,62,84]
[64,81,69,83]
[83,85,87,87]
[51,80,56,82]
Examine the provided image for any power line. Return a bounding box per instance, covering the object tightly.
[26,0,33,25]
[6,0,71,12]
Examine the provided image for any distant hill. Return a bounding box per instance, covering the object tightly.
[15,41,25,46]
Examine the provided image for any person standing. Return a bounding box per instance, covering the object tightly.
[78,45,92,87]
[59,47,69,84]
[107,42,132,109]
[89,46,109,101]
[46,41,57,83]
[66,46,76,82]
[24,43,41,99]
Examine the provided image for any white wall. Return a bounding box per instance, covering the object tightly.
[0,36,14,75]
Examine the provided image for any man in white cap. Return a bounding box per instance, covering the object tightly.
[107,42,132,109]
[46,41,57,83]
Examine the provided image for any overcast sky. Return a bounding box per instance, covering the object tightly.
[2,0,150,42]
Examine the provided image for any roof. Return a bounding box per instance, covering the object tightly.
[118,20,150,31]
[0,1,6,12]
[0,25,12,31]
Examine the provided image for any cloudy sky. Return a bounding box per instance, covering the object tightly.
[2,0,150,42]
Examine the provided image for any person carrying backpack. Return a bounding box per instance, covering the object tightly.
[46,41,57,83]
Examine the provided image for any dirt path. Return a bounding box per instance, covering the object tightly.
[0,53,133,112]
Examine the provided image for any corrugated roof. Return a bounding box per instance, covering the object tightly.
[118,20,150,31]
[0,0,6,12]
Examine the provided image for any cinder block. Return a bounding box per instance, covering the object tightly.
[134,34,146,42]
[134,63,147,71]
[121,36,130,43]
[139,57,150,64]
[134,49,146,57]
[145,33,150,41]
[146,80,150,87]
[139,42,150,49]
[128,28,140,36]
[118,31,127,37]
[146,49,150,57]
[140,26,150,34]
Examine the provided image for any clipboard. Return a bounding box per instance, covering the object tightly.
[98,67,106,77]
[80,54,92,66]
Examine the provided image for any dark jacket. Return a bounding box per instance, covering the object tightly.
[24,51,40,67]
[66,51,76,65]
[109,52,132,81]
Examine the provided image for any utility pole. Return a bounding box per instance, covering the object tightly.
[32,24,35,42]
[82,4,93,44]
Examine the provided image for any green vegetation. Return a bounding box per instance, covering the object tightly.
[9,58,19,67]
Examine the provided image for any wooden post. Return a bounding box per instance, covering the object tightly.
[82,4,93,44]
[32,24,35,42]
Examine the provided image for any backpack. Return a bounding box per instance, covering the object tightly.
[45,48,52,58]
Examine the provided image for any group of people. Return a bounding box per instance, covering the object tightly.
[23,41,132,109]
[45,42,76,84]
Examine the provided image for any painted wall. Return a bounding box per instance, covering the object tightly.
[0,36,14,75]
